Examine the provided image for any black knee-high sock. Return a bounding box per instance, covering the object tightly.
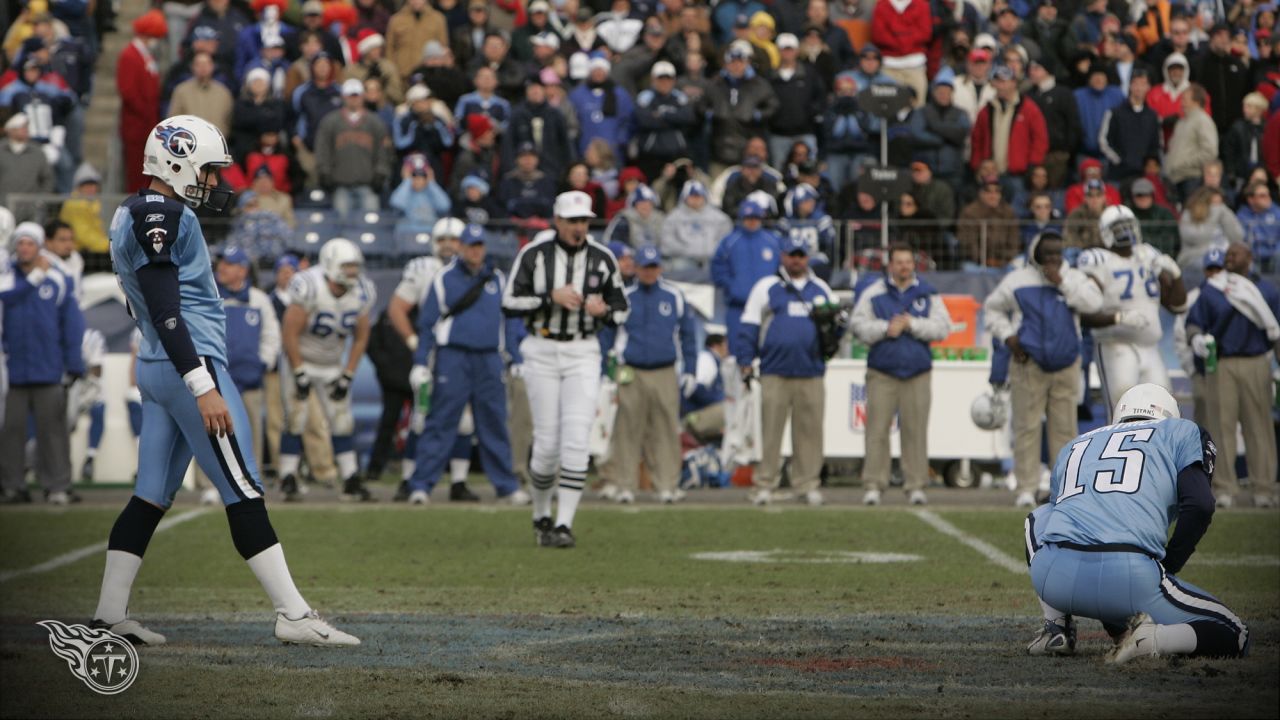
[94,496,166,623]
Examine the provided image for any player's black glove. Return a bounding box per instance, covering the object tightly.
[330,372,353,401]
[294,370,312,400]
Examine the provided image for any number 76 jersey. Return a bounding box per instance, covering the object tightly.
[288,266,377,367]
[1040,418,1215,561]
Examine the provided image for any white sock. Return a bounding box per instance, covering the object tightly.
[1039,599,1067,624]
[335,450,358,479]
[246,544,310,618]
[531,487,553,520]
[401,458,416,482]
[94,550,143,624]
[86,447,98,459]
[1154,623,1198,654]
[555,469,586,528]
[450,459,470,483]
[279,454,301,478]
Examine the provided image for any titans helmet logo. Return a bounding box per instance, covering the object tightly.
[154,125,197,158]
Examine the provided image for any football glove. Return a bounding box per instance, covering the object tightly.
[293,369,312,400]
[1115,309,1149,329]
[680,373,698,398]
[1191,333,1215,359]
[1152,253,1181,279]
[329,372,353,401]
[508,363,524,380]
[409,364,431,391]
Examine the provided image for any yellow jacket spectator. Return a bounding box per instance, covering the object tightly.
[59,164,108,255]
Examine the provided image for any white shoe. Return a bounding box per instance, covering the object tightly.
[92,617,167,646]
[1215,493,1234,509]
[862,489,881,506]
[1255,493,1277,509]
[275,610,361,647]
[508,489,531,506]
[200,488,220,506]
[408,490,429,505]
[1015,491,1036,508]
[751,489,771,506]
[47,491,70,506]
[616,490,635,504]
[598,484,618,501]
[804,490,824,507]
[908,490,928,506]
[1106,613,1158,664]
[672,488,687,503]
[659,490,675,504]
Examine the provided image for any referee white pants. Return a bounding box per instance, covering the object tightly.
[521,336,601,477]
[1096,341,1169,410]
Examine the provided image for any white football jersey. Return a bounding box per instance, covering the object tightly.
[288,267,377,366]
[393,255,446,308]
[43,248,84,303]
[81,328,106,369]
[1077,244,1164,345]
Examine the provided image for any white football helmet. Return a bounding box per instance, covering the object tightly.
[1099,205,1142,249]
[431,217,465,259]
[1113,383,1180,422]
[143,115,234,210]
[319,237,364,289]
[971,388,1009,431]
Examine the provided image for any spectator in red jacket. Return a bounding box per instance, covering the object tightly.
[1063,157,1121,214]
[969,65,1049,198]
[118,10,166,193]
[870,0,932,107]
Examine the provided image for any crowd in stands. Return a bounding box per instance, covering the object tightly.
[0,0,1279,275]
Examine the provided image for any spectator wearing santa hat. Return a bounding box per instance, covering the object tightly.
[345,30,404,104]
[116,11,166,192]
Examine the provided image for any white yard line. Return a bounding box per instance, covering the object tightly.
[912,509,1026,574]
[0,509,209,584]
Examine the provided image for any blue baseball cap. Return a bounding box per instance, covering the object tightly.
[221,246,251,266]
[461,224,487,245]
[782,235,808,255]
[275,253,300,271]
[738,198,766,219]
[1203,247,1226,270]
[636,245,661,267]
[608,241,633,259]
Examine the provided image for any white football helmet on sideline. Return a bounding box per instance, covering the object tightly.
[431,217,465,259]
[1113,383,1180,422]
[143,115,234,210]
[319,237,364,289]
[1099,205,1142,249]
[971,388,1009,430]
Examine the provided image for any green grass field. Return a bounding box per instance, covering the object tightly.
[1,495,1277,719]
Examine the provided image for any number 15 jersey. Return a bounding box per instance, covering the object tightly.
[288,266,377,367]
[1041,417,1215,561]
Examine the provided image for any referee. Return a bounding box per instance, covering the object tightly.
[503,190,630,548]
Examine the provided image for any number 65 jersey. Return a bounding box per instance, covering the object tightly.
[1039,417,1215,561]
[1076,245,1165,346]
[288,266,376,368]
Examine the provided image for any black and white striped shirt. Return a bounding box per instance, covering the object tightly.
[503,230,630,340]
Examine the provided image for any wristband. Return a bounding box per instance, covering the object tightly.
[183,365,216,397]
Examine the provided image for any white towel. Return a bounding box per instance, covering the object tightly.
[1207,271,1280,342]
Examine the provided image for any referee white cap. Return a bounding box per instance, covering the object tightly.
[554,190,596,219]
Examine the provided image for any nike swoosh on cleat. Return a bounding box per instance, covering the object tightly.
[1135,638,1146,649]
[313,629,330,639]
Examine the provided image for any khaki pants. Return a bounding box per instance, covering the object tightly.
[609,366,681,493]
[507,373,533,486]
[757,374,825,494]
[1208,354,1277,497]
[684,401,725,444]
[264,371,283,474]
[302,394,338,482]
[882,65,927,108]
[194,388,264,490]
[1011,359,1079,493]
[862,368,931,492]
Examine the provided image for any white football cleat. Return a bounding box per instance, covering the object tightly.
[200,488,221,506]
[1015,491,1036,508]
[508,489,532,506]
[1106,613,1158,664]
[659,490,675,504]
[275,610,361,647]
[751,489,772,506]
[598,484,618,501]
[862,489,881,506]
[1027,617,1076,656]
[804,490,824,506]
[1215,493,1234,509]
[672,488,687,502]
[616,489,635,504]
[91,618,167,646]
[1255,493,1277,509]
[908,490,928,506]
[408,490,429,505]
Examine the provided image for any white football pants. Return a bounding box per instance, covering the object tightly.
[521,336,601,477]
[1096,341,1170,411]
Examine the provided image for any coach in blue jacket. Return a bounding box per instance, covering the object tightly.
[1185,241,1280,507]
[0,222,84,504]
[736,234,840,507]
[851,243,953,507]
[599,246,699,503]
[983,231,1103,508]
[711,197,780,359]
[407,224,521,504]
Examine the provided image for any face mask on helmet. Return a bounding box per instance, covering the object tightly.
[189,164,235,212]
[1105,218,1140,248]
